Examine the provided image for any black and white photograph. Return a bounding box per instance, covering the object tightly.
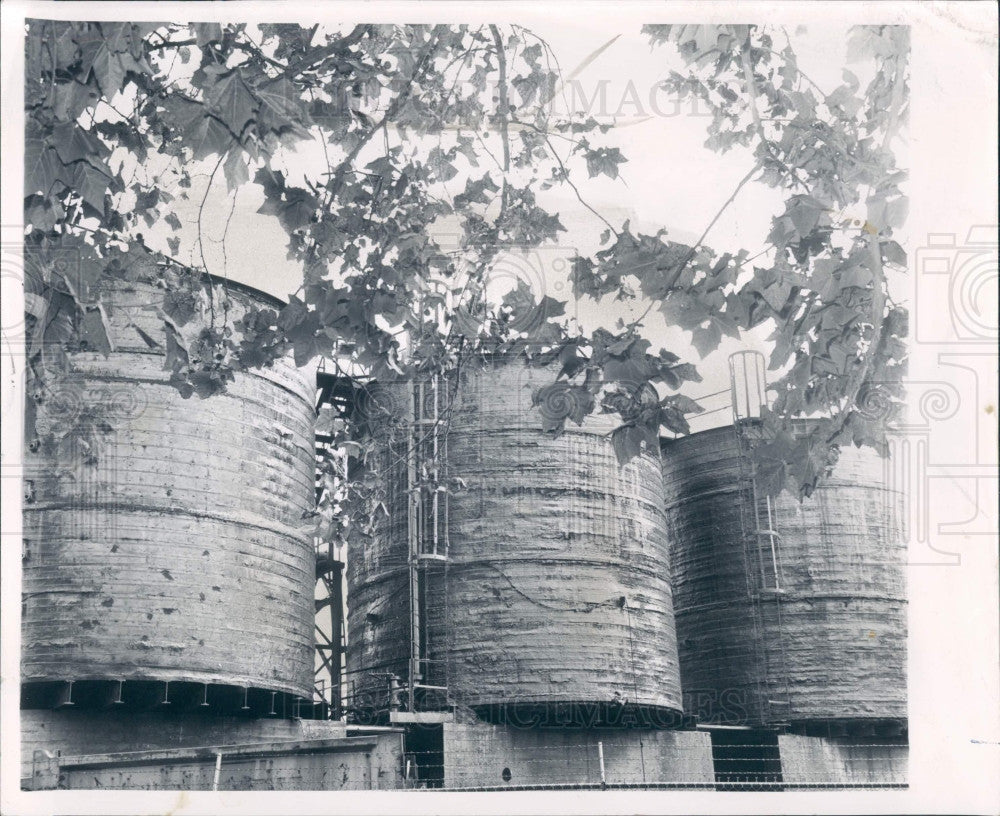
[1,2,997,814]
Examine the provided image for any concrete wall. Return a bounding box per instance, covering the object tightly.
[20,709,347,780]
[21,710,404,790]
[37,734,404,791]
[778,734,908,786]
[441,722,714,789]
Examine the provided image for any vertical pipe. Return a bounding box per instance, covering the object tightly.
[407,380,421,706]
[431,375,439,555]
[212,752,222,791]
[330,559,344,718]
[598,741,606,788]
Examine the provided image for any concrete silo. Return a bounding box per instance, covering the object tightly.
[18,267,369,788]
[660,423,907,731]
[346,353,685,727]
[22,274,316,704]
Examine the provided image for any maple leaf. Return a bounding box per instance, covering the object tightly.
[51,122,107,165]
[583,146,627,180]
[162,94,205,133]
[880,240,906,267]
[256,77,312,136]
[670,394,704,415]
[51,79,100,122]
[25,139,65,198]
[786,195,827,238]
[223,147,250,193]
[691,321,722,357]
[660,292,710,331]
[25,197,62,231]
[207,71,259,137]
[656,362,702,389]
[184,114,234,161]
[839,265,873,289]
[760,275,794,312]
[68,160,114,214]
[532,381,595,433]
[193,23,224,47]
[272,189,320,234]
[611,423,657,466]
[80,307,113,355]
[89,43,126,96]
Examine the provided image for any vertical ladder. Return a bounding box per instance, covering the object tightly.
[728,351,790,725]
[407,374,451,713]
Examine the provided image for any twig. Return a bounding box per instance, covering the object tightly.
[195,150,228,329]
[541,133,619,236]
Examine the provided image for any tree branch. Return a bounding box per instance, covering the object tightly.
[324,28,441,202]
[488,25,511,223]
[280,24,371,79]
[147,38,197,52]
[629,160,761,328]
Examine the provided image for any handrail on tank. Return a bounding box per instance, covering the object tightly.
[728,350,768,423]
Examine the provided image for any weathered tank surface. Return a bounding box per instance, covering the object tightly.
[347,354,683,725]
[660,425,907,727]
[22,274,316,701]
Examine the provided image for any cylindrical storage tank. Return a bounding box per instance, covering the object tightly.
[660,425,906,728]
[22,273,316,703]
[347,354,683,725]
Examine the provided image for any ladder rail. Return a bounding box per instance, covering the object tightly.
[734,425,771,724]
[407,372,453,712]
[728,350,791,725]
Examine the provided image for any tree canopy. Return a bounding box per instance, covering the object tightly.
[24,21,908,500]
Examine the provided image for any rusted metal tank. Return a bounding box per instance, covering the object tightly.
[22,273,316,703]
[660,425,907,728]
[347,354,684,725]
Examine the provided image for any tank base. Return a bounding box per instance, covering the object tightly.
[784,718,908,739]
[19,707,355,784]
[777,730,908,787]
[21,679,325,719]
[440,719,715,789]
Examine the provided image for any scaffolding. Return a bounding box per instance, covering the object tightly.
[313,369,356,719]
